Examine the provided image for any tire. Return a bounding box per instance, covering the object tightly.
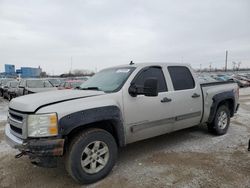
[65,128,118,184]
[208,105,230,135]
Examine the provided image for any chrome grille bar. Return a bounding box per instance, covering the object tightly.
[8,109,27,139]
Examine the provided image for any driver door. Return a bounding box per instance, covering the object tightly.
[123,66,175,144]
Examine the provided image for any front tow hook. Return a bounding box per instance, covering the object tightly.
[15,151,26,159]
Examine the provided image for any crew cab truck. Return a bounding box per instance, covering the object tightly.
[5,63,239,184]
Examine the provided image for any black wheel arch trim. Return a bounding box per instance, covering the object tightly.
[208,90,235,123]
[58,106,125,147]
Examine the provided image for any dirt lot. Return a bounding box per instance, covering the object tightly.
[0,89,249,188]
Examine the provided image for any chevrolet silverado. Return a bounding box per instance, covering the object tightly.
[5,63,239,184]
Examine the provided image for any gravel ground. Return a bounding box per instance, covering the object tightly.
[0,89,249,188]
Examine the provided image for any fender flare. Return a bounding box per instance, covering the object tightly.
[58,106,125,147]
[208,90,235,123]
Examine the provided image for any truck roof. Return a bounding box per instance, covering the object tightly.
[106,62,191,69]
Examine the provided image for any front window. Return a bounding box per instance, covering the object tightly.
[80,67,135,92]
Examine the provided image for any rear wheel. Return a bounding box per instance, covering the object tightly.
[208,105,230,135]
[65,128,117,184]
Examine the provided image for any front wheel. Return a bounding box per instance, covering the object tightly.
[208,105,230,135]
[65,128,118,184]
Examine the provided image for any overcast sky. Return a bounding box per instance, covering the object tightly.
[0,0,250,74]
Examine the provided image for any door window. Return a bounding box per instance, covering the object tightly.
[168,66,195,90]
[133,67,167,92]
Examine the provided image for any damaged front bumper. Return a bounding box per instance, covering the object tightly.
[5,124,65,167]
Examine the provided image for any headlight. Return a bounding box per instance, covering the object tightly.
[27,113,58,137]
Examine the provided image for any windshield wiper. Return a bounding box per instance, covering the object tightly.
[81,87,101,91]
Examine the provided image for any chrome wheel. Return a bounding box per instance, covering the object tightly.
[218,111,228,129]
[81,141,109,174]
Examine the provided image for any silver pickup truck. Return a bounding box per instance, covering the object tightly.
[5,63,239,184]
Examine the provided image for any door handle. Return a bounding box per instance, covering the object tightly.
[161,97,172,103]
[192,93,200,98]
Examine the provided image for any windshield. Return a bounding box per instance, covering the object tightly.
[80,67,135,92]
[27,80,53,88]
[10,81,19,88]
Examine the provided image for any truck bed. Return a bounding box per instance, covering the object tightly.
[200,81,238,124]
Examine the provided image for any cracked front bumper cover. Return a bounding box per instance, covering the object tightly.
[5,124,65,157]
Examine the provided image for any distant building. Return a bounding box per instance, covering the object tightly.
[4,64,15,75]
[20,67,42,78]
[2,64,42,78]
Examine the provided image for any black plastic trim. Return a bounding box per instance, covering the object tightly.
[207,90,235,123]
[59,106,125,147]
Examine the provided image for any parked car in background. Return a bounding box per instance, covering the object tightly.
[233,74,250,84]
[47,78,62,87]
[2,81,19,101]
[0,78,15,96]
[15,79,57,97]
[58,80,85,90]
[75,76,90,81]
[198,75,217,83]
[231,74,250,87]
[214,74,234,82]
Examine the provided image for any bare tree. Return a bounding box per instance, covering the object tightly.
[72,69,95,76]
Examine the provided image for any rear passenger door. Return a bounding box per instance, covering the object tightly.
[167,66,203,131]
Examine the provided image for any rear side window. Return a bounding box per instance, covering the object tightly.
[168,66,195,90]
[133,67,167,92]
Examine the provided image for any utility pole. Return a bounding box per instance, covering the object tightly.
[70,56,73,74]
[225,50,228,72]
[209,62,212,72]
[199,64,202,73]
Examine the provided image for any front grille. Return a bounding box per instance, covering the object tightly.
[10,124,22,134]
[8,109,27,139]
[9,112,23,122]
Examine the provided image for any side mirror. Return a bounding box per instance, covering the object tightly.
[128,84,138,97]
[143,78,158,97]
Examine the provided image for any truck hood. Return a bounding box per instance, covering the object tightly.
[9,90,105,112]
